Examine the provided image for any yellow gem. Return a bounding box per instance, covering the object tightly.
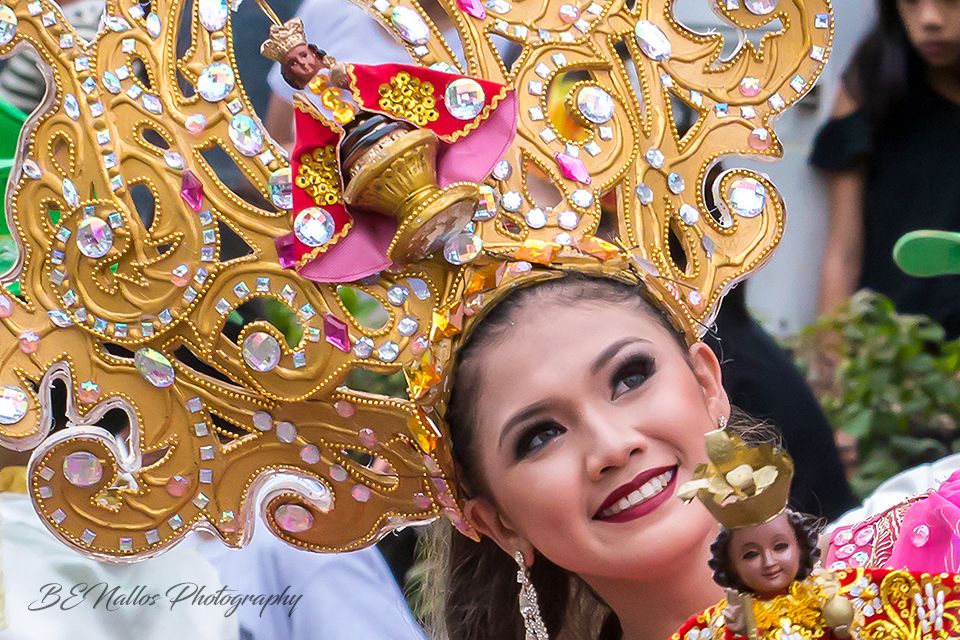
[576,236,621,261]
[513,240,560,265]
[408,408,443,454]
[465,263,505,295]
[405,352,442,400]
[430,307,463,341]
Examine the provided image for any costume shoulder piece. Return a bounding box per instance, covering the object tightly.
[0,0,831,560]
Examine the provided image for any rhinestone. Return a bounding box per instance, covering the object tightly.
[811,45,826,62]
[63,451,103,487]
[0,386,28,424]
[194,422,209,438]
[269,168,292,209]
[492,160,512,180]
[538,128,556,143]
[484,0,511,14]
[134,348,176,387]
[0,6,16,45]
[387,285,409,305]
[444,78,486,120]
[557,210,579,230]
[912,524,930,547]
[18,331,40,353]
[634,20,672,61]
[299,444,320,464]
[836,543,856,560]
[570,189,593,208]
[525,207,547,228]
[558,3,578,21]
[242,332,282,372]
[228,114,264,156]
[75,217,113,259]
[37,485,52,499]
[528,106,544,121]
[408,278,431,300]
[815,13,830,28]
[748,128,772,151]
[353,336,374,358]
[414,492,432,509]
[473,185,499,221]
[276,421,297,443]
[645,148,665,169]
[62,178,79,208]
[351,485,372,503]
[64,93,80,120]
[125,84,143,100]
[274,503,314,533]
[457,0,486,19]
[678,205,699,225]
[727,177,766,218]
[851,551,869,566]
[501,191,523,212]
[636,183,654,205]
[293,207,335,247]
[855,526,875,546]
[323,314,350,352]
[739,77,761,98]
[443,232,483,265]
[80,529,97,545]
[745,0,778,15]
[199,0,229,31]
[199,470,213,483]
[39,467,55,482]
[193,493,209,509]
[180,170,204,211]
[166,475,191,497]
[292,351,306,368]
[168,514,184,530]
[77,381,100,404]
[252,411,273,431]
[398,316,419,336]
[22,159,41,179]
[48,310,73,327]
[769,93,785,110]
[702,235,716,257]
[142,94,162,114]
[197,62,235,102]
[554,232,573,245]
[668,172,685,194]
[377,341,400,362]
[199,445,215,460]
[391,6,429,44]
[51,509,67,524]
[185,114,207,133]
[163,150,184,169]
[576,86,614,124]
[555,152,591,184]
[145,12,161,37]
[145,529,160,544]
[688,290,702,306]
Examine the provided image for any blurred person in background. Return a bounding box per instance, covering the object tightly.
[812,0,960,337]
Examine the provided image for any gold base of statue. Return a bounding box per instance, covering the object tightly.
[342,128,478,262]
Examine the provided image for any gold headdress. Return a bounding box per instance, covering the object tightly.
[260,17,308,63]
[0,0,831,559]
[678,429,794,529]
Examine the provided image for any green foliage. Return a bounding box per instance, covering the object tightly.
[793,290,960,497]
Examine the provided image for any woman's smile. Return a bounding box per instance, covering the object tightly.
[595,465,678,521]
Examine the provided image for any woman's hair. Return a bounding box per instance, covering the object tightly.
[707,510,822,593]
[280,43,326,89]
[415,274,771,640]
[843,0,927,131]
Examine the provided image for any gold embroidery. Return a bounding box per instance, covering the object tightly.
[861,571,960,639]
[307,75,358,124]
[377,72,439,127]
[751,580,827,638]
[296,146,342,207]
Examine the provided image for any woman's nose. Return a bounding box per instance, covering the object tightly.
[583,407,646,480]
[919,0,945,29]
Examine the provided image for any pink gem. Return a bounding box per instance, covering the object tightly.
[410,335,429,355]
[854,526,875,546]
[299,444,320,464]
[170,264,191,287]
[219,510,239,532]
[334,400,355,418]
[351,484,372,503]
[413,492,432,510]
[423,455,440,475]
[275,503,314,533]
[77,380,101,404]
[554,152,592,184]
[456,0,486,18]
[63,451,103,487]
[835,543,856,560]
[185,114,207,134]
[329,464,348,482]
[18,331,40,353]
[166,474,191,497]
[0,295,12,318]
[323,314,350,352]
[912,524,930,547]
[180,170,204,212]
[739,77,762,97]
[275,233,296,269]
[832,528,852,545]
[358,428,379,449]
[748,128,772,151]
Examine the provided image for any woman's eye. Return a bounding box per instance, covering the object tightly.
[611,355,654,399]
[774,542,790,552]
[742,550,760,561]
[515,422,565,459]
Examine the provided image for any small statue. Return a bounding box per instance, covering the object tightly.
[260,17,518,282]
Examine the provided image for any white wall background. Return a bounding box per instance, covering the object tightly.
[674,0,877,336]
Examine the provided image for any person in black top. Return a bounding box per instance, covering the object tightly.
[811,0,960,338]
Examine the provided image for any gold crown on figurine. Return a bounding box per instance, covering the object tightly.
[679,429,794,529]
[260,17,308,62]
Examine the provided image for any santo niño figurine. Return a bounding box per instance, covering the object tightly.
[671,428,960,640]
[260,17,518,282]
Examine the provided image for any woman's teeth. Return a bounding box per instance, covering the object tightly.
[599,469,674,519]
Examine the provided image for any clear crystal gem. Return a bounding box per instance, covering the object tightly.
[391,6,430,45]
[22,159,41,180]
[163,150,185,169]
[634,20,672,61]
[444,78,486,120]
[744,0,778,15]
[0,386,28,424]
[199,0,229,31]
[377,341,400,362]
[62,178,79,208]
[242,332,282,372]
[576,86,614,124]
[679,204,699,225]
[727,177,767,218]
[0,6,18,46]
[269,168,292,209]
[739,76,761,98]
[353,336,374,358]
[667,172,685,194]
[570,189,593,208]
[64,93,80,120]
[387,285,409,305]
[557,210,579,230]
[145,12,161,37]
[185,114,207,133]
[645,148,665,169]
[276,421,297,443]
[252,411,273,431]
[197,62,235,102]
[228,115,264,156]
[294,207,335,247]
[398,315,419,336]
[558,3,579,22]
[299,444,320,464]
[444,232,483,265]
[76,217,113,259]
[275,504,314,533]
[134,348,176,387]
[63,451,103,487]
[473,184,499,221]
[525,207,547,228]
[351,485,372,502]
[492,160,512,180]
[501,191,523,212]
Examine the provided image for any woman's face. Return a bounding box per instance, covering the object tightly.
[896,0,960,69]
[463,299,728,583]
[727,513,801,598]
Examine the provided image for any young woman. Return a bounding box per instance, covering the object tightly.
[813,0,960,336]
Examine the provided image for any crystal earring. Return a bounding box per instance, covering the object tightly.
[515,551,550,640]
[718,415,728,430]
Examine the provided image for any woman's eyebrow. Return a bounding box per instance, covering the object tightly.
[589,337,652,375]
[498,400,551,450]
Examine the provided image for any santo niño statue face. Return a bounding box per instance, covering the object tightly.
[282,43,325,89]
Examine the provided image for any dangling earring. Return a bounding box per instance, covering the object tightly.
[515,551,550,640]
[718,415,728,430]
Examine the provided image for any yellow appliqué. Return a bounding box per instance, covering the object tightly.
[296,146,342,207]
[307,75,358,125]
[377,71,439,127]
[751,579,828,639]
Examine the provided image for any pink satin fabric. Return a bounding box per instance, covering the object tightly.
[298,211,396,283]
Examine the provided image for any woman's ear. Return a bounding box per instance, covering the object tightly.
[464,497,535,565]
[687,341,731,425]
